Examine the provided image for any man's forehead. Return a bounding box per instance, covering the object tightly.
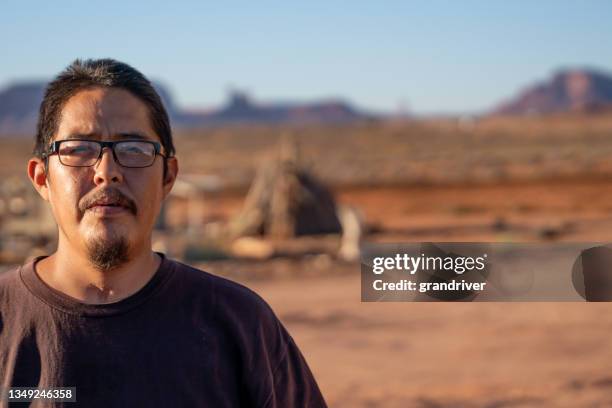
[55,87,157,142]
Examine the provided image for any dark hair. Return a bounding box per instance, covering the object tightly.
[34,58,175,167]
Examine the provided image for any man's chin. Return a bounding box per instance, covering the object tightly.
[85,234,131,272]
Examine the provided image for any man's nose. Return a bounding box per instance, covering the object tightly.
[93,147,124,185]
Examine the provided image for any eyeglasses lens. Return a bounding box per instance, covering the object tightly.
[58,141,156,168]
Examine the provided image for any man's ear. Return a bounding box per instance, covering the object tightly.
[27,157,50,201]
[162,157,178,199]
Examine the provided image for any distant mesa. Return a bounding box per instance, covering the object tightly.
[0,82,44,136]
[177,91,369,127]
[491,68,612,116]
[0,80,372,136]
[0,80,179,136]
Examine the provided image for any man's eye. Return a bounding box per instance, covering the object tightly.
[119,144,150,155]
[61,145,95,155]
[124,147,145,153]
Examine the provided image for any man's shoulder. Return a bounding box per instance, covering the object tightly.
[167,257,261,298]
[0,265,22,291]
[0,265,25,314]
[166,258,275,318]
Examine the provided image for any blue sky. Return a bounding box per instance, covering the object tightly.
[1,0,611,114]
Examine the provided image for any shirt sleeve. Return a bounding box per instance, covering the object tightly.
[246,301,328,408]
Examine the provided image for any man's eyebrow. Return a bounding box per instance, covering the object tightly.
[116,132,150,140]
[64,133,97,140]
[63,132,150,140]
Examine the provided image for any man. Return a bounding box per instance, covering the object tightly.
[0,59,327,407]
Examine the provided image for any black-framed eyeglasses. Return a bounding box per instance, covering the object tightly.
[43,139,167,168]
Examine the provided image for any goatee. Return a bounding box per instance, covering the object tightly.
[86,235,130,271]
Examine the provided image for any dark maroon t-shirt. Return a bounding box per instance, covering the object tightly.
[0,255,327,407]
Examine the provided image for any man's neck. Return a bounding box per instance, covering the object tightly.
[35,244,161,304]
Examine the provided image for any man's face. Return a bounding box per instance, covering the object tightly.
[28,87,177,269]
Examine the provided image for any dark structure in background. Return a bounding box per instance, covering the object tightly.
[229,138,342,239]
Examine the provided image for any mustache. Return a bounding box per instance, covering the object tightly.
[79,188,138,215]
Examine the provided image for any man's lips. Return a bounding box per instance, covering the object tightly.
[86,204,130,216]
[87,201,128,210]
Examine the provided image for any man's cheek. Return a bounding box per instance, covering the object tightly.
[133,181,163,216]
[138,197,157,221]
[49,186,83,222]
